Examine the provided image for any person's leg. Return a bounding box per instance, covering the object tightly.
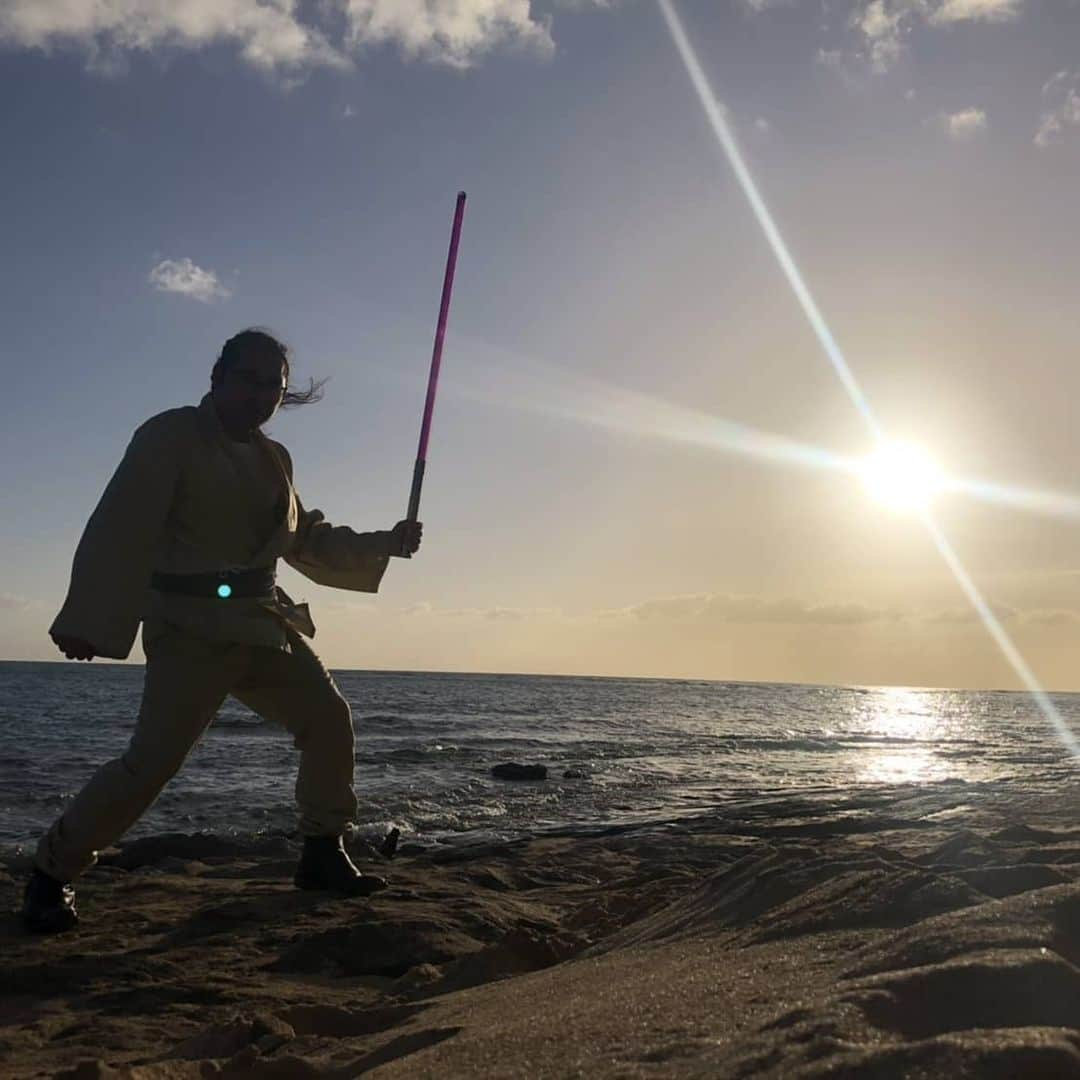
[34,630,244,883]
[230,628,384,895]
[229,627,357,838]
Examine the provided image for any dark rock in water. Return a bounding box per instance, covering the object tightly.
[491,763,547,781]
[380,827,401,860]
[562,768,590,780]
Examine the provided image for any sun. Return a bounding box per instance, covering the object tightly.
[860,441,945,512]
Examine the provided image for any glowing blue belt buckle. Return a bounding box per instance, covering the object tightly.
[216,571,233,599]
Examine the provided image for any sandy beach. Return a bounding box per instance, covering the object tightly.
[3,778,1080,1078]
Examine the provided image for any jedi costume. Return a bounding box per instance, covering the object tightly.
[32,392,398,903]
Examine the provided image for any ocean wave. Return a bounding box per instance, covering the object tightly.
[706,733,983,754]
[211,716,276,732]
[357,713,414,726]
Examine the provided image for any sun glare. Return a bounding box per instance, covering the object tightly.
[861,441,944,512]
[659,0,1080,762]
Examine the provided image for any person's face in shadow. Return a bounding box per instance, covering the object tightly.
[212,350,286,440]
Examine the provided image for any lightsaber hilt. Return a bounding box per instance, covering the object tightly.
[406,459,425,525]
[399,191,467,558]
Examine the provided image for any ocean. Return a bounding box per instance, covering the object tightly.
[2,660,1078,857]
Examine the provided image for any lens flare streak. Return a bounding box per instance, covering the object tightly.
[924,514,1080,758]
[657,0,1079,756]
[457,341,1080,523]
[945,476,1080,520]
[450,338,857,477]
[656,0,882,441]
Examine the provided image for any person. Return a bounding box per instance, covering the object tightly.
[23,328,422,934]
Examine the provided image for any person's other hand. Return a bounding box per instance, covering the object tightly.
[51,633,97,661]
[389,519,423,557]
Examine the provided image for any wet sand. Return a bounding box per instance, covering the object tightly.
[2,779,1079,1077]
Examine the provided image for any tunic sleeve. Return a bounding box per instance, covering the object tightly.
[50,414,184,659]
[273,444,391,593]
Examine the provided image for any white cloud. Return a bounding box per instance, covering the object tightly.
[0,0,347,73]
[1035,113,1063,147]
[815,46,864,90]
[1035,70,1080,149]
[816,47,846,74]
[611,593,1080,631]
[1024,609,1080,626]
[614,593,904,627]
[920,604,1080,626]
[738,0,795,11]
[0,0,565,75]
[927,0,1022,24]
[402,601,562,621]
[937,106,988,139]
[148,258,231,302]
[343,0,553,67]
[924,603,1016,624]
[853,0,906,73]
[397,594,901,627]
[393,591,1080,636]
[821,0,1027,75]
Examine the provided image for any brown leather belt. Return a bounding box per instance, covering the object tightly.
[150,566,277,599]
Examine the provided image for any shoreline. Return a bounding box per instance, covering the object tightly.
[2,779,1079,1077]
[4,658,1071,696]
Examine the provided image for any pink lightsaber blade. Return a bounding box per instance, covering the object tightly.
[401,191,467,555]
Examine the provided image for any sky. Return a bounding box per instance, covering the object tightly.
[3,0,1080,689]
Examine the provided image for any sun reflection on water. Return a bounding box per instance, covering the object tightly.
[861,748,943,785]
[854,687,952,785]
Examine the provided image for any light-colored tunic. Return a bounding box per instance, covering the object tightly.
[50,392,393,659]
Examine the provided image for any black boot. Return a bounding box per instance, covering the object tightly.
[22,868,78,934]
[294,835,388,897]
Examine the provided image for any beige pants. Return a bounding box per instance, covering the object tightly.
[35,623,357,883]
